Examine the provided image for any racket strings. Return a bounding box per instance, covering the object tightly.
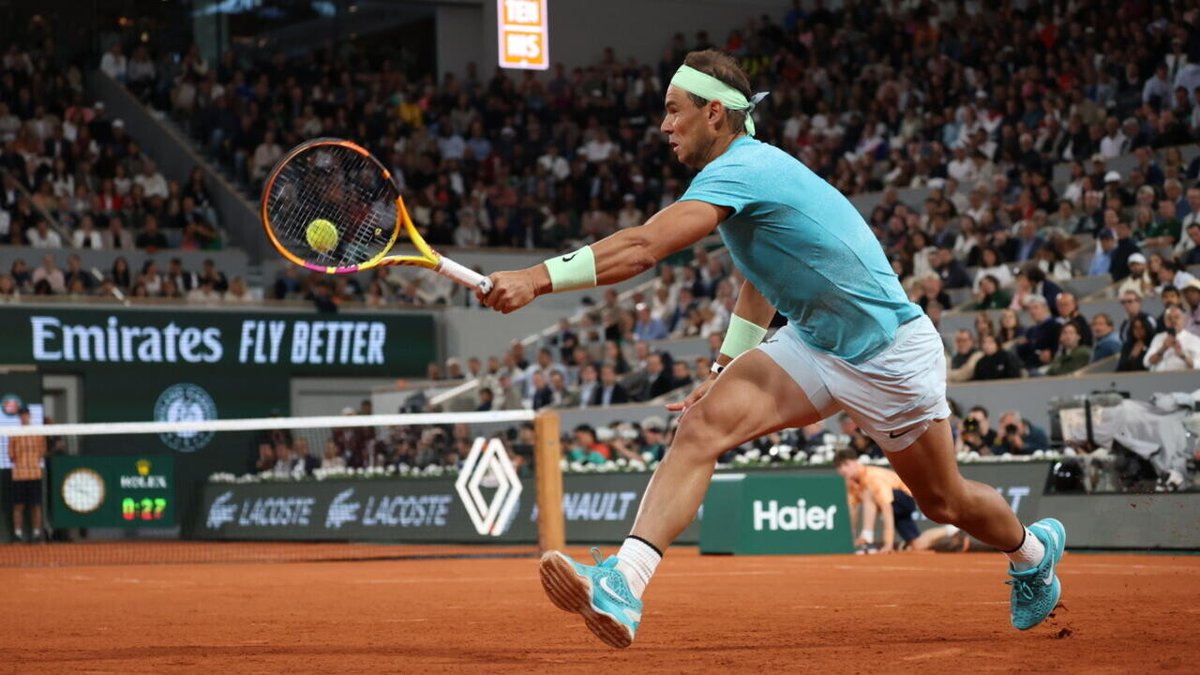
[265,143,398,268]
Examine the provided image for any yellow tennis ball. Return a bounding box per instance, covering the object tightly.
[306,218,339,253]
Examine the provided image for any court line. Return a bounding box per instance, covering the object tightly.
[350,569,786,585]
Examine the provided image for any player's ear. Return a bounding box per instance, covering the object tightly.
[706,100,722,128]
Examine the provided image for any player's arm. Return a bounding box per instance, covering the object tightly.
[858,495,878,548]
[480,200,726,313]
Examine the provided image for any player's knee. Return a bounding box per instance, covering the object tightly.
[669,406,729,462]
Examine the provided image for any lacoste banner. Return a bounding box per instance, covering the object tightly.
[193,470,703,544]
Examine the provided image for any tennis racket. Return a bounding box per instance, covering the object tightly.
[260,137,492,293]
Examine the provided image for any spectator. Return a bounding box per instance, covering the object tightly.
[198,258,229,292]
[1090,313,1122,363]
[567,425,611,465]
[133,159,169,200]
[30,254,64,294]
[593,363,629,407]
[25,219,61,248]
[166,258,198,293]
[640,417,668,462]
[973,247,1014,292]
[1118,290,1156,342]
[103,216,135,250]
[916,275,951,314]
[633,302,668,341]
[1089,228,1117,276]
[973,334,1024,381]
[1055,292,1093,346]
[1183,280,1200,338]
[995,411,1050,456]
[223,276,253,303]
[947,330,982,383]
[1046,323,1092,376]
[1011,264,1061,316]
[1109,220,1142,282]
[100,43,127,82]
[1015,296,1060,372]
[1117,316,1155,372]
[996,309,1023,349]
[576,364,601,410]
[135,214,168,251]
[72,214,104,249]
[973,274,1011,311]
[1117,253,1155,298]
[1183,223,1200,266]
[1144,307,1200,372]
[186,278,222,304]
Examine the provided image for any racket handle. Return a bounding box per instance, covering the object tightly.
[437,256,493,294]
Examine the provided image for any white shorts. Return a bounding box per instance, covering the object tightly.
[758,316,950,453]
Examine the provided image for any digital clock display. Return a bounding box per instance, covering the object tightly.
[52,455,176,528]
[121,497,169,521]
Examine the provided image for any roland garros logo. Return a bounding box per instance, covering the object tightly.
[154,383,218,452]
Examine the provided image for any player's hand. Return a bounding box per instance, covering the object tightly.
[478,267,548,314]
[666,374,716,412]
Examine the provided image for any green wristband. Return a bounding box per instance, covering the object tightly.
[544,246,597,292]
[720,314,768,359]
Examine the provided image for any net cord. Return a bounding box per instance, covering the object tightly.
[0,410,537,438]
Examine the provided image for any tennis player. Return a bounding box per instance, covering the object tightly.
[480,50,1065,648]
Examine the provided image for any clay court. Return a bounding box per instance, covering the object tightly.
[2,545,1197,673]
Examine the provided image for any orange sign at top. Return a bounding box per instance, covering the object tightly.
[497,0,548,70]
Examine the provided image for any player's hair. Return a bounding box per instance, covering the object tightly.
[832,448,859,467]
[682,49,753,134]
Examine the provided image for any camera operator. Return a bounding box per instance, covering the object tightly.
[995,410,1050,455]
[959,406,997,455]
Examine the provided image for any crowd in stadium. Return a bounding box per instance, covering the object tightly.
[3,4,1200,378]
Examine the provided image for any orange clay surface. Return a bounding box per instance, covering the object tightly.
[1,544,1197,674]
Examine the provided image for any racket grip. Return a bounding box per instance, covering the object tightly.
[437,257,493,294]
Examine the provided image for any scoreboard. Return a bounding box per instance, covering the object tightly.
[51,455,176,528]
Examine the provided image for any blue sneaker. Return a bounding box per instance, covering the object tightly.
[1007,518,1066,630]
[539,548,642,649]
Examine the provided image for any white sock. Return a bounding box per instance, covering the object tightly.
[615,537,662,599]
[1004,527,1045,571]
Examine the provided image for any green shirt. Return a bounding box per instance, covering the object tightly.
[1047,345,1093,376]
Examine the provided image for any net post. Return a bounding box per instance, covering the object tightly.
[534,410,564,553]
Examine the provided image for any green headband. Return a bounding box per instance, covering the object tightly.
[669,64,769,136]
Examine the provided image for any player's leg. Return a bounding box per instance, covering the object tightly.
[885,420,1023,550]
[12,501,24,541]
[539,348,829,648]
[629,349,825,549]
[887,420,1066,629]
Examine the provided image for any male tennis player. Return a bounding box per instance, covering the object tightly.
[480,50,1064,649]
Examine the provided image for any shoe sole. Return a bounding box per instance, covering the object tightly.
[539,551,634,649]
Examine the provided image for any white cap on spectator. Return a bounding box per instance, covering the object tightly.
[1090,153,1105,163]
[928,178,946,190]
[113,119,125,128]
[623,193,635,202]
[595,426,615,442]
[1128,253,1147,265]
[341,406,356,415]
[94,101,105,109]
[1104,170,1121,183]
